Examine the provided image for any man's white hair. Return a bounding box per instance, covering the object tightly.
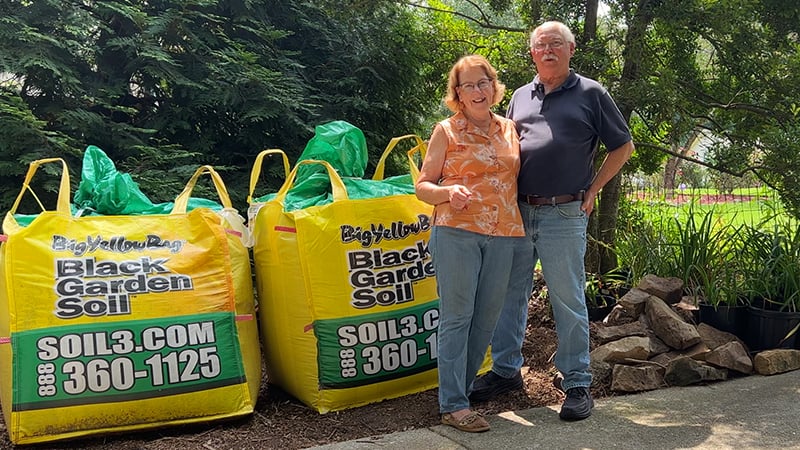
[530,21,576,47]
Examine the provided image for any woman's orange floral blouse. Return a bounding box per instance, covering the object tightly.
[432,111,524,237]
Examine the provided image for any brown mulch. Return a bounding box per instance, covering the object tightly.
[0,287,617,450]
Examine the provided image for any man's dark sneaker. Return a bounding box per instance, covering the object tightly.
[468,371,523,402]
[559,387,594,421]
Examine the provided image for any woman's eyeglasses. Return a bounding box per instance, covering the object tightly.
[458,78,493,93]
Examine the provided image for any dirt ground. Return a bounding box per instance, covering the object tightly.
[0,286,614,450]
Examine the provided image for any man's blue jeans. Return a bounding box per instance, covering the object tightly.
[490,200,592,390]
[431,226,523,413]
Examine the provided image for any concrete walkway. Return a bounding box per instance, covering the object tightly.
[309,369,800,450]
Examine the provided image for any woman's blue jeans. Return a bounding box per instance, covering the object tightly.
[431,226,523,413]
[490,200,592,390]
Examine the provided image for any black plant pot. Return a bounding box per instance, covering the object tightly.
[587,304,615,322]
[698,303,749,340]
[586,294,616,322]
[745,306,800,352]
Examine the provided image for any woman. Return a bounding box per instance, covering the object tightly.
[415,55,525,433]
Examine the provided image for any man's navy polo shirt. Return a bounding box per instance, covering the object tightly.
[507,70,631,197]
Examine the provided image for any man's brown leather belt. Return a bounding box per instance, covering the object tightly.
[518,191,585,206]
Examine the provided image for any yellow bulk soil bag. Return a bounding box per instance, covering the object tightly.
[0,160,260,444]
[252,136,448,413]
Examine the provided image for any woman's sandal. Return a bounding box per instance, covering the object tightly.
[441,411,490,433]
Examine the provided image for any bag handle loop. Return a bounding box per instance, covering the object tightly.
[9,158,72,215]
[171,165,233,214]
[274,159,348,204]
[247,149,291,204]
[371,134,426,182]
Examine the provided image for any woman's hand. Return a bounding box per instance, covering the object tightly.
[449,185,472,210]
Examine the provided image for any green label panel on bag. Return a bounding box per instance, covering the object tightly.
[12,313,245,410]
[315,301,440,389]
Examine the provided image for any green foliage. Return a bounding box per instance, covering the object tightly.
[0,86,83,209]
[1,0,305,209]
[617,197,800,310]
[612,200,674,285]
[412,0,531,117]
[615,201,746,305]
[758,119,800,218]
[585,268,631,308]
[268,1,435,176]
[3,0,799,226]
[666,206,743,300]
[738,221,800,312]
[0,0,441,211]
[593,0,800,223]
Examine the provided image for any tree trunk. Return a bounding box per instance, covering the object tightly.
[585,183,600,274]
[598,172,623,273]
[664,131,701,198]
[582,0,602,274]
[596,0,657,274]
[663,155,681,198]
[584,0,598,41]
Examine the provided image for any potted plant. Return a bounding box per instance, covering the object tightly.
[740,223,800,351]
[584,272,605,321]
[652,206,750,333]
[695,261,749,338]
[585,268,631,322]
[666,207,741,295]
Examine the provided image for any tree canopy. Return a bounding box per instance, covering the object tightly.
[0,0,448,209]
[2,0,799,263]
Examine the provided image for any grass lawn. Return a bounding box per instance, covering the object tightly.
[627,187,790,229]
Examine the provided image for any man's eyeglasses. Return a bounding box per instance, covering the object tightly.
[458,78,493,93]
[533,40,565,51]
